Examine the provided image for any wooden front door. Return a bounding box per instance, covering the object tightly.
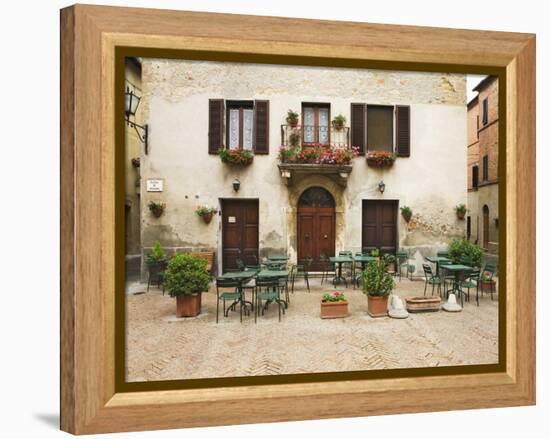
[297,187,335,271]
[221,199,259,272]
[483,205,490,249]
[362,200,398,255]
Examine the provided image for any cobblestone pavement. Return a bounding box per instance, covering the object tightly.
[126,277,499,382]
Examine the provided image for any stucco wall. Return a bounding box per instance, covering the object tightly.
[138,59,467,275]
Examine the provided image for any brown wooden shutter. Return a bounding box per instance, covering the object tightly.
[208,99,224,154]
[254,100,269,154]
[395,105,411,157]
[350,103,366,155]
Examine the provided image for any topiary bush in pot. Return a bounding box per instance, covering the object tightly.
[362,259,395,317]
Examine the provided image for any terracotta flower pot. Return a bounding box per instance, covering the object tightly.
[367,295,388,317]
[405,296,441,312]
[387,262,396,274]
[402,211,412,222]
[201,212,213,224]
[480,279,496,293]
[287,119,298,128]
[151,207,164,218]
[456,211,466,220]
[176,293,202,317]
[320,301,348,319]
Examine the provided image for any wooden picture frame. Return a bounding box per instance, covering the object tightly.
[60,4,536,434]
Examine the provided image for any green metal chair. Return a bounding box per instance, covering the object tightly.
[254,277,285,322]
[481,263,497,300]
[291,257,312,293]
[422,264,442,296]
[216,278,246,323]
[437,250,449,258]
[319,253,335,285]
[460,268,481,306]
[396,251,409,281]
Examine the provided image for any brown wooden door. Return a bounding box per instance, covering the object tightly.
[362,200,398,255]
[297,187,335,271]
[483,205,490,249]
[222,199,259,272]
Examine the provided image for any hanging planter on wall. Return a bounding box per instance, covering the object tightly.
[455,203,467,220]
[366,151,396,168]
[400,206,412,222]
[195,205,217,224]
[148,201,166,218]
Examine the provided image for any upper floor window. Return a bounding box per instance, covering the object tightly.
[226,101,254,150]
[482,155,489,181]
[482,97,489,126]
[302,103,330,146]
[472,165,479,189]
[367,105,394,152]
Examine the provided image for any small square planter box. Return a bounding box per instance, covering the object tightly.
[320,301,349,319]
[405,296,441,312]
[480,279,496,293]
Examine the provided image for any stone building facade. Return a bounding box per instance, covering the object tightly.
[466,76,499,254]
[131,58,468,276]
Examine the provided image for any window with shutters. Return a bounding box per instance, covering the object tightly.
[226,101,254,150]
[472,165,479,189]
[367,105,393,152]
[302,103,330,146]
[482,155,489,181]
[482,98,489,126]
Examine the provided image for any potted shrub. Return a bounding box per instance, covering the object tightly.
[455,203,467,220]
[400,206,412,222]
[362,259,395,317]
[148,201,165,218]
[286,109,299,128]
[164,253,210,317]
[218,148,254,165]
[195,205,217,224]
[370,248,380,260]
[320,291,348,319]
[366,151,396,168]
[384,254,396,274]
[146,241,168,289]
[331,114,346,131]
[480,271,496,293]
[448,238,484,267]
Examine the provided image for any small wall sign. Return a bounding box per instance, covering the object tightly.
[228,216,236,223]
[146,179,164,192]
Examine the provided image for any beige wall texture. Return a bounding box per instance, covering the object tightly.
[137,59,468,275]
[124,59,142,256]
[466,76,499,254]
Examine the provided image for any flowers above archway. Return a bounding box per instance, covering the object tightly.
[278,145,359,165]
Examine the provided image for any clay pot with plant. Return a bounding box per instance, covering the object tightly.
[400,206,412,222]
[384,254,397,274]
[145,241,168,291]
[362,259,395,317]
[320,291,348,319]
[148,201,166,218]
[455,203,467,220]
[164,253,211,318]
[195,205,217,224]
[331,114,346,131]
[286,109,299,128]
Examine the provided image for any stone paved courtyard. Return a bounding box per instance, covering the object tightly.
[126,277,499,382]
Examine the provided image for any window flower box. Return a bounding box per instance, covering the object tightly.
[366,151,396,168]
[218,148,254,165]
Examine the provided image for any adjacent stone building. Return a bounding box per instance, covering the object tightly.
[466,76,499,254]
[128,58,468,276]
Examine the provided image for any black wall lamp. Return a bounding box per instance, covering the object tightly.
[125,87,149,154]
[232,178,241,192]
[378,180,386,194]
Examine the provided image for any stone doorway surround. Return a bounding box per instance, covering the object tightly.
[285,175,345,264]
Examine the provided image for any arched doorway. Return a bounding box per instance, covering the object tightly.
[297,187,336,271]
[482,205,490,249]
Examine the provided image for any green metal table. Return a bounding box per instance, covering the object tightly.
[440,264,473,306]
[329,256,354,287]
[426,256,451,276]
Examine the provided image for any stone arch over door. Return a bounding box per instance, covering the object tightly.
[286,176,345,265]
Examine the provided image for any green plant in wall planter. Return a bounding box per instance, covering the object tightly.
[195,205,217,224]
[218,148,254,165]
[362,259,395,317]
[148,201,166,218]
[400,206,412,222]
[164,253,211,317]
[455,203,467,220]
[286,109,299,127]
[331,114,346,131]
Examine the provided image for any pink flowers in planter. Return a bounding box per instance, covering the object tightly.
[278,145,359,165]
[366,151,396,168]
